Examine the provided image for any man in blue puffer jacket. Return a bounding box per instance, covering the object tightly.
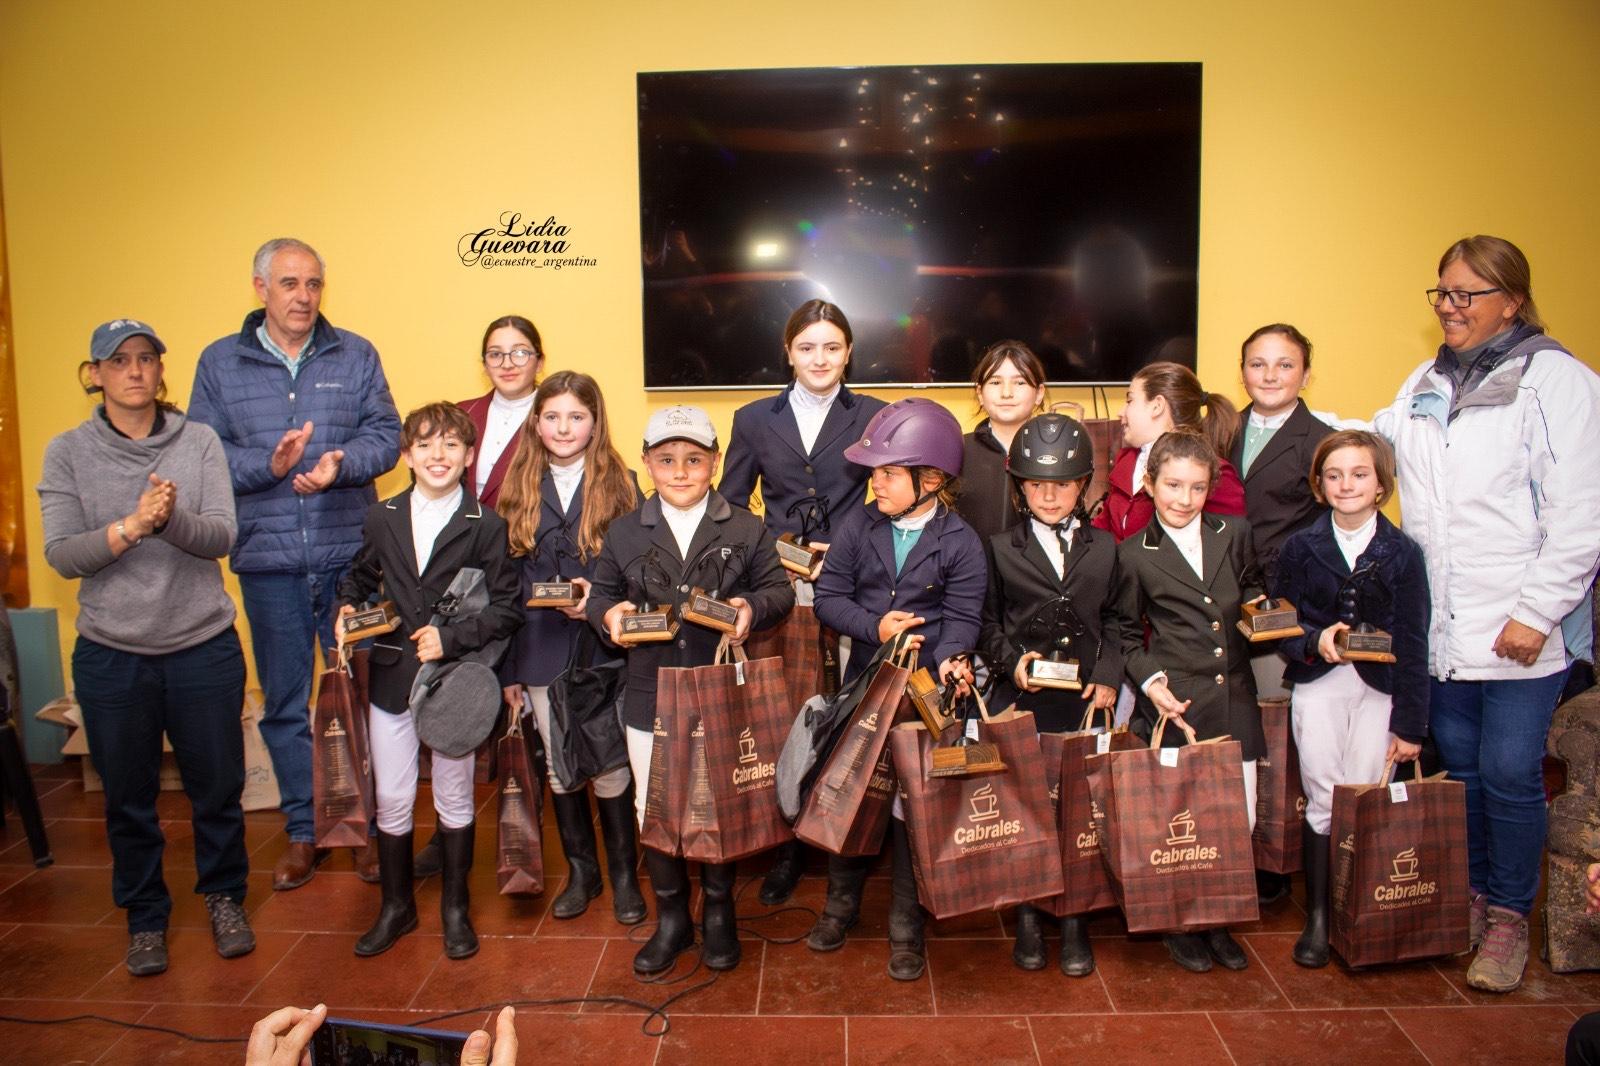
[189,238,400,891]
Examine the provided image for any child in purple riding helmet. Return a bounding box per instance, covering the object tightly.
[808,398,988,981]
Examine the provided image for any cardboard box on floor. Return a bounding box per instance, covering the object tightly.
[37,690,281,811]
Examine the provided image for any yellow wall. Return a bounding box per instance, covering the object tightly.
[2,0,1597,678]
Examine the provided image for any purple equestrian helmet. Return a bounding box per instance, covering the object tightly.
[842,397,965,476]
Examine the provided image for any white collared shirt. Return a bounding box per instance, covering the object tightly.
[475,391,535,496]
[790,383,840,454]
[1130,441,1154,497]
[1333,512,1378,570]
[1030,516,1078,579]
[550,455,585,513]
[661,494,709,559]
[411,485,462,573]
[1158,514,1204,579]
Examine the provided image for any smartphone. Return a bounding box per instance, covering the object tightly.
[310,1016,472,1066]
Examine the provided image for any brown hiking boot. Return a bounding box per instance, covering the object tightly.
[1466,905,1528,992]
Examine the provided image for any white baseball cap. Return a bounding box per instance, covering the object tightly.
[643,405,718,449]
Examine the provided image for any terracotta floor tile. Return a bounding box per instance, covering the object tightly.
[1390,1004,1577,1065]
[1029,1012,1233,1064]
[657,1014,845,1065]
[0,864,116,924]
[29,761,81,780]
[91,1003,271,1066]
[759,939,933,1015]
[1434,947,1600,1005]
[245,931,444,1010]
[3,817,111,866]
[0,924,127,998]
[506,1010,661,1066]
[846,1015,1038,1065]
[1092,936,1290,1013]
[585,937,762,1015]
[1245,932,1465,1008]
[0,865,34,894]
[248,870,382,932]
[79,927,302,1005]
[926,939,1112,1014]
[0,998,150,1064]
[34,780,106,819]
[517,875,655,938]
[410,935,606,1013]
[1210,1008,1429,1065]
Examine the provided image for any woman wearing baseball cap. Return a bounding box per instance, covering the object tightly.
[38,320,253,978]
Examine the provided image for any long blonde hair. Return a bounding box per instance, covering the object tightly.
[498,371,636,561]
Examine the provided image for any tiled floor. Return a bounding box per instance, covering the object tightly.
[0,763,1589,1064]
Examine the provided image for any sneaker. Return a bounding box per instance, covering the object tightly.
[1466,905,1528,993]
[126,930,168,976]
[1467,891,1488,951]
[205,893,257,959]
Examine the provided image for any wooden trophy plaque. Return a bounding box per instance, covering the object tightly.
[618,604,679,645]
[527,580,580,608]
[1336,622,1397,663]
[1237,597,1305,642]
[682,587,740,634]
[775,534,826,580]
[342,601,400,642]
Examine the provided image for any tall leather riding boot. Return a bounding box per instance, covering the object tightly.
[700,861,742,971]
[1012,905,1046,970]
[550,791,603,919]
[887,819,927,981]
[1293,824,1332,968]
[439,822,478,960]
[596,790,647,925]
[634,849,695,976]
[807,853,871,951]
[760,838,805,905]
[354,831,418,957]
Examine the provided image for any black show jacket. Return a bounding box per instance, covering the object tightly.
[1229,399,1333,585]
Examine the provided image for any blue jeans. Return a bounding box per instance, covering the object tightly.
[1430,670,1567,915]
[73,629,249,933]
[238,566,346,844]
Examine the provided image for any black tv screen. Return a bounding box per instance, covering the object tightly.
[637,63,1202,390]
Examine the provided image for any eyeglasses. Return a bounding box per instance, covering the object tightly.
[1425,287,1501,309]
[485,347,539,367]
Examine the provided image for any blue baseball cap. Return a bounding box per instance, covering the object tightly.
[89,319,167,362]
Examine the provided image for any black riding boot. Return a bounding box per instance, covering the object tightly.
[596,790,647,925]
[634,849,695,975]
[807,853,870,952]
[887,819,927,981]
[354,831,417,956]
[760,838,805,905]
[1293,824,1332,968]
[1059,915,1095,976]
[1012,905,1046,970]
[439,822,478,959]
[700,861,742,971]
[550,791,603,919]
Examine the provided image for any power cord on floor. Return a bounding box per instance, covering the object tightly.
[0,874,827,1045]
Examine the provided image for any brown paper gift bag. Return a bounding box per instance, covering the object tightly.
[495,700,545,894]
[1330,759,1469,967]
[1037,706,1142,918]
[1084,715,1259,933]
[793,640,916,857]
[678,641,794,863]
[640,662,696,857]
[312,646,374,849]
[1252,697,1306,874]
[890,694,1065,920]
[745,604,839,702]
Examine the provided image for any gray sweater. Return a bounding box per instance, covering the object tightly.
[38,408,238,654]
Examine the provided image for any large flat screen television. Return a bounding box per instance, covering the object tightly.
[637,63,1202,390]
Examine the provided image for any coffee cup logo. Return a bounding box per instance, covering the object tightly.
[1390,847,1420,883]
[860,710,880,732]
[324,719,346,738]
[1167,809,1197,845]
[968,783,1000,822]
[737,727,758,764]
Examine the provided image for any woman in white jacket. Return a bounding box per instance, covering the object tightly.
[1373,235,1600,993]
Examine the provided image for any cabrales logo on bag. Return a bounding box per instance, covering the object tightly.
[1167,809,1197,845]
[731,726,775,792]
[859,710,880,732]
[457,211,597,271]
[503,774,522,796]
[323,719,346,738]
[1075,817,1101,854]
[652,716,667,737]
[1149,808,1219,870]
[1295,795,1308,815]
[1373,846,1437,908]
[953,783,1023,850]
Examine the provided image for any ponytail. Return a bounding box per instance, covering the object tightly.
[1198,391,1241,459]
